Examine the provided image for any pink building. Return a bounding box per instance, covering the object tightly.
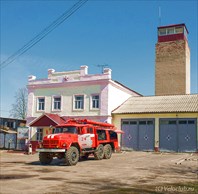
[27,66,141,149]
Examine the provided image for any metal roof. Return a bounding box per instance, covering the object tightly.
[112,94,198,114]
[29,113,66,127]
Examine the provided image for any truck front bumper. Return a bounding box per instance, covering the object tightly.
[36,148,66,153]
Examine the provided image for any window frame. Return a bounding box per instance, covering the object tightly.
[158,26,185,36]
[52,95,62,111]
[73,94,85,111]
[37,97,45,111]
[90,94,100,110]
[36,128,43,141]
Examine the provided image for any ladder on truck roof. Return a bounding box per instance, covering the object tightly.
[66,119,115,128]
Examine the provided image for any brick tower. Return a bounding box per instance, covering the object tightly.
[155,24,190,96]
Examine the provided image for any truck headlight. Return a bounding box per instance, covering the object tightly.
[62,143,66,147]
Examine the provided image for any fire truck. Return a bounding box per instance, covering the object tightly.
[36,119,123,166]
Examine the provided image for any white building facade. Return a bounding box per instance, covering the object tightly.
[27,66,140,148]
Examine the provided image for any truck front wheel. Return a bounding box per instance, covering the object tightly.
[39,152,53,165]
[65,146,79,166]
[94,144,104,160]
[103,144,112,159]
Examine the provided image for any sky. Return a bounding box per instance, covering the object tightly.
[0,0,198,118]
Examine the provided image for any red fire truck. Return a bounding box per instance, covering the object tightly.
[36,119,123,166]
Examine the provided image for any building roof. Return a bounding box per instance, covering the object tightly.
[112,94,198,114]
[113,80,142,96]
[29,113,66,127]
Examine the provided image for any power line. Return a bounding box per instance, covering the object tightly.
[0,0,88,69]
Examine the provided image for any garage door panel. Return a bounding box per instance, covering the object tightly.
[160,120,177,152]
[122,123,138,150]
[159,119,197,152]
[138,121,154,151]
[122,124,131,148]
[122,119,154,151]
[178,120,197,152]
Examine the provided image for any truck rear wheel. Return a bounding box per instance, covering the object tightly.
[103,144,112,159]
[65,146,79,166]
[94,144,104,160]
[39,152,53,165]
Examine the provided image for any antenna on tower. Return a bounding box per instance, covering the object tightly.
[158,6,161,26]
[97,64,109,73]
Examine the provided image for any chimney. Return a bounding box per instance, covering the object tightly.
[103,68,112,78]
[80,65,88,76]
[28,75,36,81]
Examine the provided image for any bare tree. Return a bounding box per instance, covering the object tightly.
[10,87,27,120]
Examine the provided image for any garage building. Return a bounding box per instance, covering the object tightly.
[112,94,198,152]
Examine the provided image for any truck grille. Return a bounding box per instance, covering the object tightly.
[43,140,59,148]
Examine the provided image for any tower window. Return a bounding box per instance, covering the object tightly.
[167,28,174,35]
[158,26,186,36]
[158,29,166,36]
[175,27,183,34]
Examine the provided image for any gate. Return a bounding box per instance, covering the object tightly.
[178,119,197,152]
[159,118,197,152]
[159,119,177,152]
[121,119,154,151]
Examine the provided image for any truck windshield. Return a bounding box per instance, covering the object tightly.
[53,127,77,134]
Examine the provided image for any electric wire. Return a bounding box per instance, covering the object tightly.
[0,0,88,69]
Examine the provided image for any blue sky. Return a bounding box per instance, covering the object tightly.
[0,0,197,118]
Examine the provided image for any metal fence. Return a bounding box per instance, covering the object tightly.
[0,133,26,150]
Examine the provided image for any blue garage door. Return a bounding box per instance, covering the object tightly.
[138,120,155,151]
[178,119,197,152]
[122,119,154,151]
[159,119,177,152]
[122,120,138,150]
[159,119,197,152]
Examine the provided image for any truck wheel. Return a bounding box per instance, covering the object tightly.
[103,144,112,159]
[94,144,104,160]
[39,152,53,165]
[65,146,79,166]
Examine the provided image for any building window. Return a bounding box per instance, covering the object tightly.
[36,128,43,141]
[37,97,45,111]
[158,26,185,36]
[7,121,14,128]
[175,27,183,34]
[92,95,99,109]
[53,96,61,110]
[74,95,84,110]
[167,28,174,35]
[158,28,166,36]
